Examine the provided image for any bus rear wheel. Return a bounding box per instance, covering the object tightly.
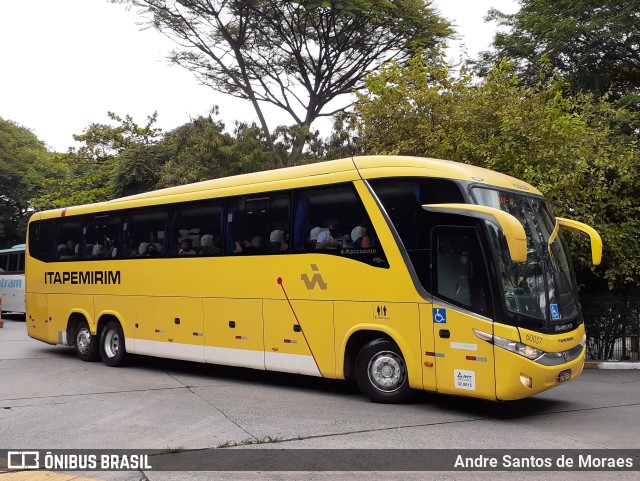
[99,320,129,367]
[74,320,100,362]
[355,339,412,403]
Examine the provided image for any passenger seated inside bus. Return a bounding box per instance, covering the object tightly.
[269,230,289,253]
[308,226,327,250]
[91,243,115,259]
[179,239,197,256]
[140,243,161,257]
[200,234,221,255]
[234,239,250,254]
[58,240,77,260]
[249,236,266,254]
[351,223,371,249]
[315,220,341,250]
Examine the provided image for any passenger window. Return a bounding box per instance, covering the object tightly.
[432,227,490,316]
[56,219,82,261]
[83,213,121,260]
[292,184,388,268]
[171,200,223,256]
[0,254,6,272]
[123,207,168,258]
[7,254,19,272]
[29,219,58,262]
[226,192,290,255]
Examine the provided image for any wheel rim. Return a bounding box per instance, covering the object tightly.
[76,328,91,354]
[367,350,406,393]
[104,329,120,358]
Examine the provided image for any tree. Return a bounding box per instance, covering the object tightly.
[154,116,277,189]
[32,112,163,210]
[0,117,66,246]
[479,0,640,104]
[354,55,640,290]
[115,0,453,163]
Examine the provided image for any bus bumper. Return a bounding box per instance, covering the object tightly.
[495,346,585,401]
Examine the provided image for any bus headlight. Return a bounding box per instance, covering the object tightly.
[474,329,585,365]
[474,329,544,360]
[579,332,587,347]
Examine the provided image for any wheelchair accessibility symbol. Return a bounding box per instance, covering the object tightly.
[550,304,560,320]
[433,308,447,324]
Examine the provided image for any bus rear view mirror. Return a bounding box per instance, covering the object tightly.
[551,217,602,266]
[422,203,528,263]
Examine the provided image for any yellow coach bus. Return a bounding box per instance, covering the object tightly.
[26,156,601,403]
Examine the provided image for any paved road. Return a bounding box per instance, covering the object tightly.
[1,316,639,480]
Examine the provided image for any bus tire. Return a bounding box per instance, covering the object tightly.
[355,339,412,403]
[74,320,100,362]
[99,320,129,367]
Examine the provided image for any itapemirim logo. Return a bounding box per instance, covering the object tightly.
[300,264,327,290]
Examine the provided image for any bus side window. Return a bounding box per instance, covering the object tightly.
[226,192,290,256]
[28,219,58,263]
[56,219,82,261]
[84,213,121,260]
[292,184,388,268]
[432,227,491,316]
[7,254,19,272]
[123,207,168,259]
[171,200,224,257]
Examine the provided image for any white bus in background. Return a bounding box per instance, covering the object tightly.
[0,244,26,315]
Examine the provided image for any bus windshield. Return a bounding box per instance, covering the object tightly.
[471,187,579,326]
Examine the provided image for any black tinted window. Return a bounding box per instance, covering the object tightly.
[83,213,121,260]
[123,207,168,258]
[292,184,388,268]
[226,192,290,255]
[171,200,224,256]
[370,178,465,285]
[56,219,83,261]
[433,228,490,316]
[29,219,58,262]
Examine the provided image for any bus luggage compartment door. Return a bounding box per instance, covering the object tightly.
[263,299,334,378]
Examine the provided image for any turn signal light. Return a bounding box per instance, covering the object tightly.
[520,375,533,389]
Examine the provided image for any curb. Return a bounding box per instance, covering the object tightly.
[585,361,640,370]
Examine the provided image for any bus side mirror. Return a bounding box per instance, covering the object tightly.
[422,203,528,263]
[552,217,602,266]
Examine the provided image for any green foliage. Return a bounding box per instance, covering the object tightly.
[32,158,113,211]
[581,290,640,359]
[480,1,640,96]
[115,0,453,162]
[74,111,162,162]
[0,117,66,246]
[355,55,640,289]
[32,112,164,209]
[29,110,281,212]
[155,117,278,189]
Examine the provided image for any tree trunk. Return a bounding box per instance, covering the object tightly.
[289,122,311,165]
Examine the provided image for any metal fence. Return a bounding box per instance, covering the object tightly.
[581,291,640,361]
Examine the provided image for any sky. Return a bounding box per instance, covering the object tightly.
[0,0,518,153]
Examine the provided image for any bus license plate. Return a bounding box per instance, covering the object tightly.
[557,369,571,383]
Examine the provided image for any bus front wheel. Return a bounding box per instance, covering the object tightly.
[74,320,100,362]
[99,321,129,367]
[355,339,411,403]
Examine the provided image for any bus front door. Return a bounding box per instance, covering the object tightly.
[431,226,496,400]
